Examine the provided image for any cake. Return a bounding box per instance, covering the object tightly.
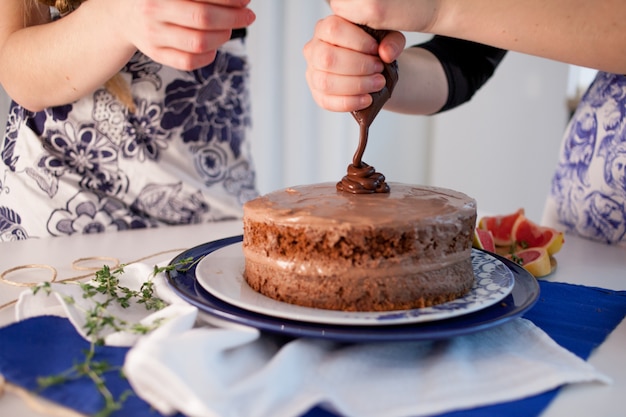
[242,182,477,312]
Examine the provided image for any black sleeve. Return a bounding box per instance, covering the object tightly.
[415,36,507,112]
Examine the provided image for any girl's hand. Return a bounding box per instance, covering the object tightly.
[303,15,405,112]
[328,0,438,32]
[122,0,256,70]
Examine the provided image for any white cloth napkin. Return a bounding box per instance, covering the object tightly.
[125,317,609,417]
[15,262,196,346]
[15,263,610,417]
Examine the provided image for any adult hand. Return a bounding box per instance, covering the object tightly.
[328,0,438,32]
[120,0,256,70]
[303,15,405,112]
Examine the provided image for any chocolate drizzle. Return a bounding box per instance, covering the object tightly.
[337,25,399,194]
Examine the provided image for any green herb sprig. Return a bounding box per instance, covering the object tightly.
[33,257,193,417]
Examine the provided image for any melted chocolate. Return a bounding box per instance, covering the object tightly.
[337,25,399,194]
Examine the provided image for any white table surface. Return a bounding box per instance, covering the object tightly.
[1,220,624,417]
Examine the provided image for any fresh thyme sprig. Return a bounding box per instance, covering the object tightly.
[37,343,131,417]
[509,252,524,266]
[502,243,525,266]
[33,256,194,417]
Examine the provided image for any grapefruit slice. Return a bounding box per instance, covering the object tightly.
[478,209,525,246]
[512,218,565,256]
[472,228,496,252]
[507,247,552,278]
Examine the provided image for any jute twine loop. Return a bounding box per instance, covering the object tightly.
[0,248,187,311]
[0,264,58,287]
[71,256,120,271]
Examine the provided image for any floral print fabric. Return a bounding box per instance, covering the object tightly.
[0,40,257,241]
[543,72,626,245]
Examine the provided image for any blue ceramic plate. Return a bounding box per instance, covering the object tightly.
[166,236,540,342]
[195,242,514,326]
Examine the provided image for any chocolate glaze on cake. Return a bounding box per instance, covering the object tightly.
[242,182,477,312]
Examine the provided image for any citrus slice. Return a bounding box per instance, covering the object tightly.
[512,218,565,256]
[507,247,552,278]
[472,228,496,252]
[478,209,525,246]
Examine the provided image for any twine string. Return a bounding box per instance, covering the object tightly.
[0,248,188,312]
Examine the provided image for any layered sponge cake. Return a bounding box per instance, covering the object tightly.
[242,182,477,312]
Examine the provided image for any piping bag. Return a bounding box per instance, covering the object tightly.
[351,26,400,127]
[338,25,399,194]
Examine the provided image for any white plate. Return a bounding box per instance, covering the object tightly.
[195,243,515,326]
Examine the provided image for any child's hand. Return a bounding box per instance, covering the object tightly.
[122,0,256,70]
[303,15,405,112]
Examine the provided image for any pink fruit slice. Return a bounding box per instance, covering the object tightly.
[512,218,565,255]
[507,247,552,277]
[478,209,525,246]
[472,228,496,252]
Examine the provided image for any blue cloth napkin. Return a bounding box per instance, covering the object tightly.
[0,314,183,417]
[425,282,626,417]
[1,281,625,417]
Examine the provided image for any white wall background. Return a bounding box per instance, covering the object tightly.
[429,54,569,220]
[0,2,575,223]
